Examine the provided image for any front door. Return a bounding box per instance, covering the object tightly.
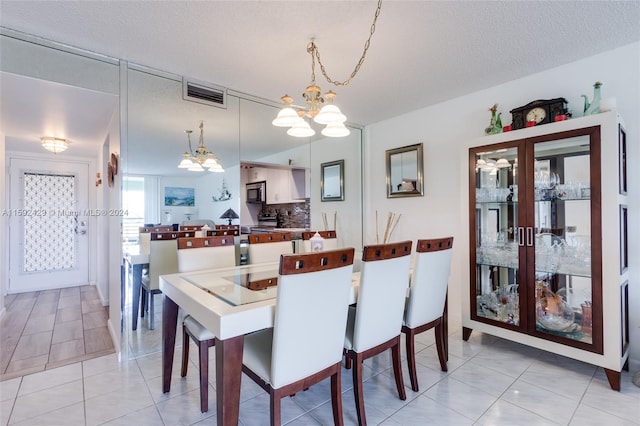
[8,157,90,292]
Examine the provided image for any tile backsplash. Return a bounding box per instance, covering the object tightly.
[261,200,310,229]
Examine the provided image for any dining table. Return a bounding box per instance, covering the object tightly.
[123,245,149,330]
[159,259,360,425]
[159,253,448,425]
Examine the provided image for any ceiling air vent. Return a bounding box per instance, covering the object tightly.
[182,78,227,109]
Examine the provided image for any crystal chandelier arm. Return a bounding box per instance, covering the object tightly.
[312,0,382,87]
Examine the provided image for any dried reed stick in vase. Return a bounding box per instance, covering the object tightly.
[375,210,379,244]
[322,212,328,231]
[383,212,392,244]
[333,211,337,231]
[388,213,402,243]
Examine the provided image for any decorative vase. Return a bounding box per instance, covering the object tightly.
[581,81,602,116]
[485,104,503,135]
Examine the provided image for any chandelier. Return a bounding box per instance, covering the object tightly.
[272,0,382,138]
[177,121,224,172]
[41,136,70,154]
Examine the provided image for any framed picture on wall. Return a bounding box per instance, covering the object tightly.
[321,160,344,202]
[164,187,195,206]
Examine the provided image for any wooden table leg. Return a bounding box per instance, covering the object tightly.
[215,335,244,426]
[131,263,143,330]
[443,292,449,361]
[162,295,179,394]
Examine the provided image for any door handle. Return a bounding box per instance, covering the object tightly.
[526,227,534,247]
[517,227,525,246]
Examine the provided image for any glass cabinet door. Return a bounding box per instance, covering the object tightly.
[531,134,595,345]
[471,144,523,326]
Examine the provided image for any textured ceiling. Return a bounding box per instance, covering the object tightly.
[2,1,639,126]
[1,1,639,175]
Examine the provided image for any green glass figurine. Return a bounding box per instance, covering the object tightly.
[485,104,503,135]
[581,81,602,116]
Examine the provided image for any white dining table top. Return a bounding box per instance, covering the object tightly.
[160,261,360,340]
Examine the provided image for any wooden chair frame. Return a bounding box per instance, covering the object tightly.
[344,241,412,426]
[242,248,355,426]
[401,236,453,392]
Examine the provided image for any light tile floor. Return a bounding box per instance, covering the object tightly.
[1,321,638,425]
[1,286,115,381]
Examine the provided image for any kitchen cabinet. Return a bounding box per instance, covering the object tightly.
[252,166,308,204]
[463,111,629,390]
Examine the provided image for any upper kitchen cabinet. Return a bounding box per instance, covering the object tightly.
[463,111,629,391]
[245,164,309,204]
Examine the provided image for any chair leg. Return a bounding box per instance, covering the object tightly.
[404,327,419,392]
[140,288,147,318]
[198,340,209,413]
[351,352,367,426]
[181,326,190,377]
[391,337,406,400]
[149,292,155,330]
[330,366,344,426]
[270,390,281,426]
[434,318,448,372]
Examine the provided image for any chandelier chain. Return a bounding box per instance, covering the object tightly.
[311,0,382,87]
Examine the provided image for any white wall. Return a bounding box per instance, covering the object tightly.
[0,134,5,318]
[364,42,640,369]
[197,164,242,226]
[106,104,121,350]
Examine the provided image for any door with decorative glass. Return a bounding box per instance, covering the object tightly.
[8,157,90,292]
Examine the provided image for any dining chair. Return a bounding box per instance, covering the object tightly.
[208,228,240,236]
[138,225,172,253]
[176,235,236,413]
[179,224,204,231]
[301,230,338,252]
[215,224,240,230]
[246,232,293,264]
[343,240,412,426]
[402,237,454,392]
[242,248,356,426]
[140,231,194,329]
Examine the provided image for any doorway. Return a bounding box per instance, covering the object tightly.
[8,157,90,293]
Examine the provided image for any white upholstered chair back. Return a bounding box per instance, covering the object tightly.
[301,230,339,253]
[404,237,454,328]
[146,239,178,291]
[247,232,293,264]
[177,236,236,273]
[269,249,355,389]
[138,225,172,253]
[139,232,151,254]
[144,231,197,291]
[349,241,412,353]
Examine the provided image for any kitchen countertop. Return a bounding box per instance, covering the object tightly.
[248,227,309,238]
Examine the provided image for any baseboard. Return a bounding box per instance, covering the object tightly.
[95,282,108,306]
[107,317,121,354]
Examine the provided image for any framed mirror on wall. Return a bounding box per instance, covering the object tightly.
[386,143,424,198]
[321,159,344,201]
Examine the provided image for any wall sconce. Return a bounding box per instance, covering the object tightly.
[95,172,102,187]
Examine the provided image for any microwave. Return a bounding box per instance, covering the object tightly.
[246,181,266,204]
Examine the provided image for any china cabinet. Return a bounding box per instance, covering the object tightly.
[462,111,629,390]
